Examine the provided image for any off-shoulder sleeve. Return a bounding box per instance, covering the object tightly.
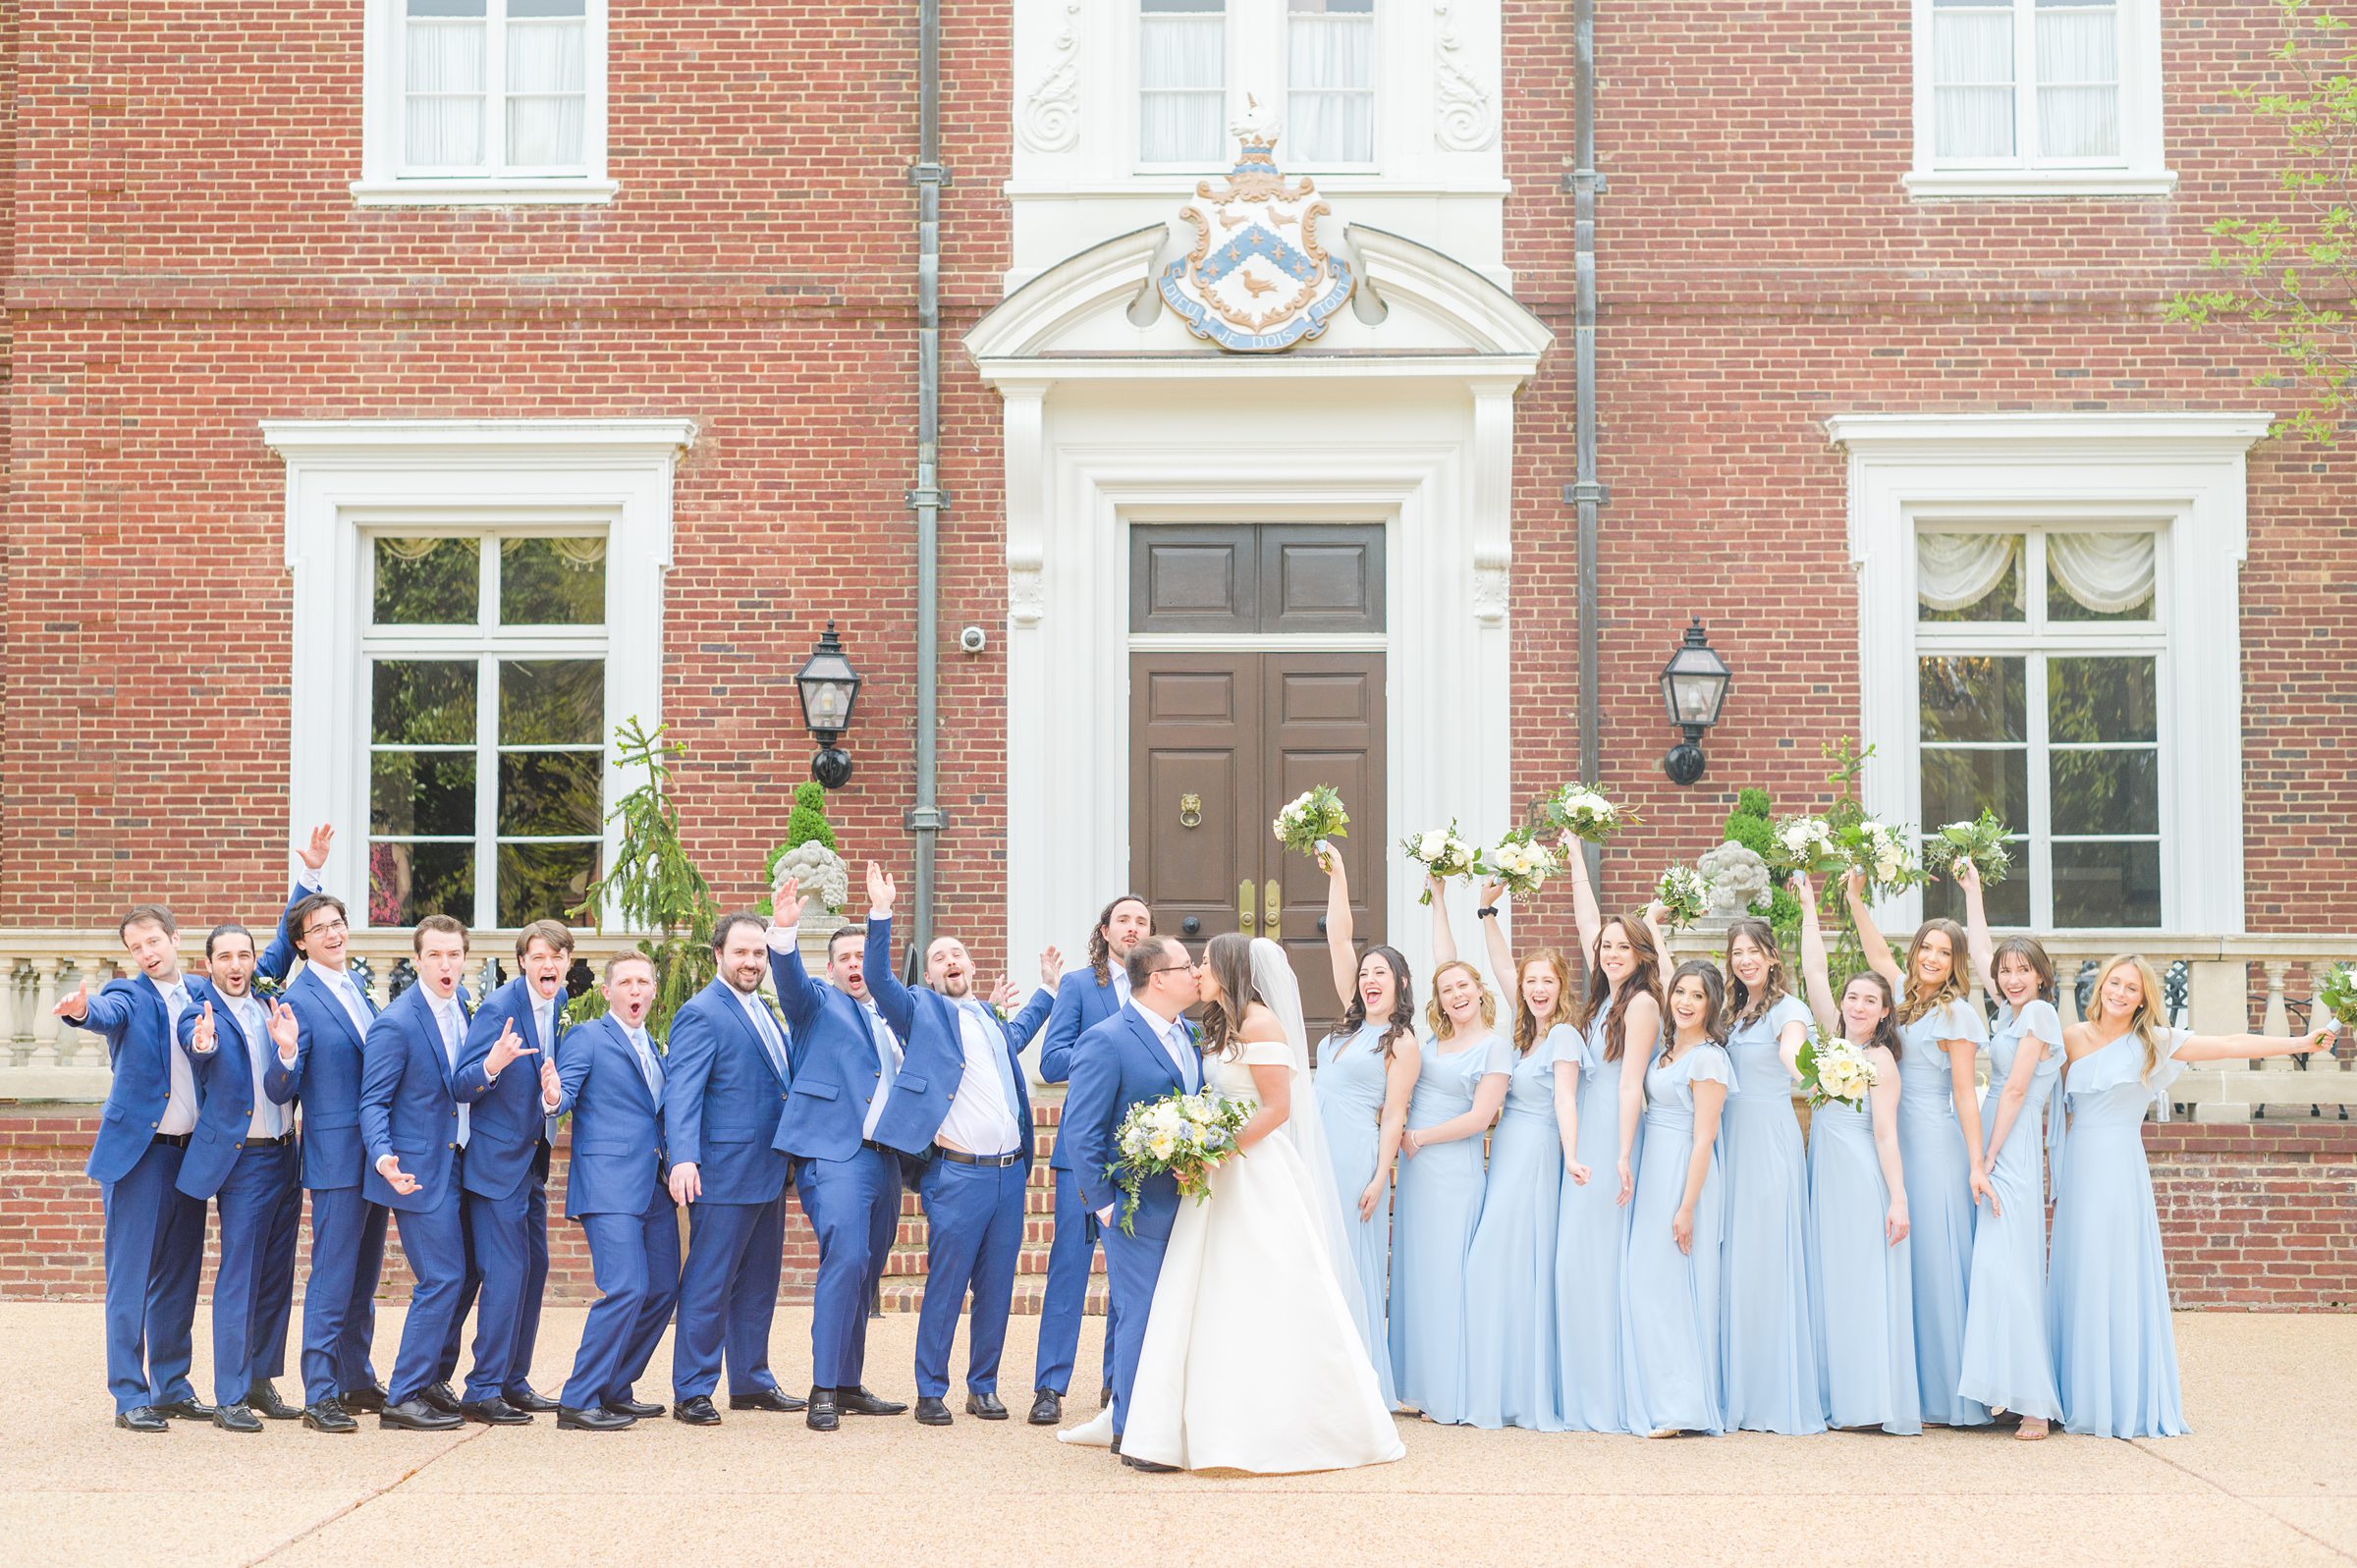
[1687,1043,1735,1090]
[1480,1037,1513,1077]
[1544,1022,1586,1075]
[1239,1039,1293,1067]
[2150,1027,2194,1094]
[2019,1000,2065,1080]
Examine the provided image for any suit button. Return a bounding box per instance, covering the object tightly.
[448,1142,457,1151]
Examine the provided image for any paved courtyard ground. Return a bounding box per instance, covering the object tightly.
[6,1302,2354,1567]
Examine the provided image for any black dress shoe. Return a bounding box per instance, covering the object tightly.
[152,1398,218,1422]
[115,1406,168,1433]
[461,1397,531,1426]
[727,1388,808,1413]
[1099,1385,1113,1410]
[604,1397,665,1420]
[213,1403,263,1433]
[913,1396,953,1427]
[301,1400,357,1433]
[501,1384,561,1415]
[418,1380,463,1416]
[245,1379,301,1421]
[1027,1390,1063,1427]
[965,1391,1009,1421]
[1122,1452,1179,1473]
[379,1397,463,1432]
[836,1385,907,1417]
[673,1395,721,1427]
[805,1387,840,1433]
[1110,1434,1122,1457]
[339,1382,389,1413]
[557,1404,634,1432]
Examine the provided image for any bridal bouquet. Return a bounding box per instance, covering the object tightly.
[1836,816,1929,900]
[1273,785,1349,860]
[2319,963,2357,1033]
[1539,783,1636,843]
[1796,1029,1879,1110]
[1764,813,1842,877]
[1402,820,1481,903]
[1933,809,2014,886]
[1486,828,1558,899]
[1111,1089,1253,1236]
[1655,864,1709,931]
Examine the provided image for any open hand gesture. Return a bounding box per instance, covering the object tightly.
[53,981,89,1021]
[1037,945,1063,991]
[375,1153,420,1197]
[298,823,335,873]
[484,1017,534,1076]
[988,973,1019,1011]
[866,862,897,914]
[189,1000,218,1056]
[538,1057,563,1111]
[267,1000,300,1061]
[772,874,801,925]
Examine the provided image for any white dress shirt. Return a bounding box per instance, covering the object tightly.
[1127,998,1197,1094]
[427,991,468,1147]
[229,994,287,1139]
[858,1000,902,1141]
[317,964,372,1038]
[153,976,198,1135]
[934,998,1025,1157]
[738,987,792,1080]
[536,992,562,1141]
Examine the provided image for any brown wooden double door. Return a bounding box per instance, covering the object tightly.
[1127,524,1387,1036]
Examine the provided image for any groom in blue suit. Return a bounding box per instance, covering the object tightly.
[1061,935,1201,1471]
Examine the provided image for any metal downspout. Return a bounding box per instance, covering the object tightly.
[906,0,948,965]
[1566,0,1607,880]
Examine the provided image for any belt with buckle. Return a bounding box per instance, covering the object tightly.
[152,1132,192,1149]
[935,1147,1023,1168]
[251,1130,297,1147]
[860,1139,897,1157]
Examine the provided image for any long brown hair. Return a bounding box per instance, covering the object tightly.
[1663,960,1731,1056]
[1512,947,1578,1056]
[1839,968,1904,1061]
[1992,935,2056,1004]
[1896,917,1972,1027]
[1089,894,1151,987]
[1721,916,1792,1029]
[1425,958,1498,1042]
[1197,932,1263,1060]
[2090,953,2172,1082]
[1573,915,1664,1062]
[1332,945,1416,1063]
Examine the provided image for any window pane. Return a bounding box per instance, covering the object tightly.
[2035,4,2118,159]
[371,751,477,837]
[2051,747,2159,836]
[2048,656,2157,744]
[368,840,474,926]
[1142,1,1225,162]
[499,750,603,836]
[510,0,584,16]
[409,0,487,14]
[373,536,479,624]
[507,18,586,166]
[1917,532,2021,622]
[2047,530,2155,621]
[499,536,605,624]
[1921,744,2029,828]
[499,840,599,927]
[2053,839,2161,928]
[1919,655,2025,743]
[372,660,478,745]
[1289,4,1374,164]
[405,16,487,167]
[501,660,603,745]
[1924,862,2030,928]
[1932,7,2014,160]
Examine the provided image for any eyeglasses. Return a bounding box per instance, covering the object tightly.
[302,918,349,939]
[1146,964,1192,978]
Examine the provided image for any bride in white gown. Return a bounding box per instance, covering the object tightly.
[1061,933,1403,1473]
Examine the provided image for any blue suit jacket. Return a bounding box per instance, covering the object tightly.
[265,962,377,1191]
[452,976,566,1202]
[1039,968,1124,1172]
[662,979,793,1206]
[552,1014,668,1218]
[1062,1006,1203,1241]
[768,938,907,1162]
[864,917,1055,1172]
[80,975,186,1185]
[357,982,472,1215]
[175,978,292,1201]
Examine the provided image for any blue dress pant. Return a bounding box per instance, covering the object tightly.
[672,1194,788,1399]
[98,1137,205,1413]
[794,1147,900,1390]
[384,1181,468,1406]
[1099,1223,1171,1440]
[913,1158,1026,1399]
[1032,1162,1115,1395]
[299,1184,388,1405]
[562,1192,682,1411]
[205,1139,300,1405]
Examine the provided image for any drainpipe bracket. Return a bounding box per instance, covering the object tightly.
[908,162,952,189]
[1562,481,1612,508]
[1561,168,1609,194]
[905,486,953,512]
[904,806,951,834]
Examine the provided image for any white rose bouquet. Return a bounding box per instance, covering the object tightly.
[1933,809,2013,887]
[2319,962,2357,1033]
[1836,816,1930,900]
[1486,829,1558,900]
[1655,865,1708,931]
[1273,784,1349,860]
[1765,813,1842,876]
[1402,820,1482,904]
[1539,783,1636,843]
[1796,1028,1879,1110]
[1110,1088,1253,1236]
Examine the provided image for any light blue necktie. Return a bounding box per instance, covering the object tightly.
[439,1002,469,1147]
[964,1000,1023,1136]
[750,997,791,1082]
[864,1004,900,1091]
[630,1027,665,1101]
[1164,1019,1197,1095]
[540,1000,562,1141]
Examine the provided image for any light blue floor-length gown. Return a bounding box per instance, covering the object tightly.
[1957,999,2063,1422]
[1388,1031,1509,1423]
[1459,1042,1566,1430]
[1316,1021,1399,1408]
[1554,1015,1636,1433]
[1805,1071,1921,1433]
[1619,1041,1733,1436]
[1719,993,1826,1433]
[2048,1028,2192,1438]
[1894,999,1991,1427]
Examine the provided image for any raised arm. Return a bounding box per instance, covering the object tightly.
[1427,874,1457,967]
[999,951,1061,1053]
[1794,870,1837,1035]
[764,875,828,1034]
[1560,831,1604,965]
[1322,845,1359,1005]
[1955,860,1997,995]
[862,916,913,1038]
[1844,869,1902,990]
[1477,879,1514,998]
[1037,979,1087,1083]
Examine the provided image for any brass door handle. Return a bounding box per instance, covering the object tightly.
[1178,792,1202,829]
[1238,879,1256,935]
[1264,877,1281,930]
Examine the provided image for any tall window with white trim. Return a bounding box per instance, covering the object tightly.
[365,532,608,928]
[1916,524,2163,929]
[1288,0,1375,165]
[359,0,610,203]
[1141,0,1228,164]
[1136,0,1380,168]
[1912,0,2165,196]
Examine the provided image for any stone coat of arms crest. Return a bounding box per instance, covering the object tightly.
[1157,104,1356,353]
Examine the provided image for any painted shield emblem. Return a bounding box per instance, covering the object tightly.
[1158,111,1355,353]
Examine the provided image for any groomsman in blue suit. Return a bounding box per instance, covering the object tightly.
[1061,935,1202,1471]
[266,875,393,1431]
[357,915,476,1432]
[449,918,576,1420]
[767,871,918,1431]
[538,951,681,1432]
[1029,893,1154,1426]
[57,905,214,1431]
[862,864,1060,1426]
[176,925,306,1431]
[664,911,801,1426]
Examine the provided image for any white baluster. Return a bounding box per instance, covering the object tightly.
[2261,960,2291,1042]
[0,957,21,1065]
[30,956,66,1068]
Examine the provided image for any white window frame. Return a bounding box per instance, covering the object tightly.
[1825,411,2267,936]
[261,418,697,930]
[1905,0,2173,199]
[1132,0,1383,175]
[354,0,618,207]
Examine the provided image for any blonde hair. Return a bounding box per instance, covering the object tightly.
[1896,917,1972,1028]
[1426,959,1498,1041]
[2092,953,2171,1082]
[1513,948,1578,1056]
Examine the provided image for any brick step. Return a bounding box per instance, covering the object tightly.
[879,1281,1108,1316]
[882,1243,1101,1280]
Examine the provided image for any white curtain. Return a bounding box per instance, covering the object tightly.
[1931,3,2014,160]
[1141,9,1225,162]
[2048,530,2154,615]
[1917,531,2019,613]
[1288,12,1373,163]
[405,17,487,168]
[507,17,587,167]
[2034,2,2119,159]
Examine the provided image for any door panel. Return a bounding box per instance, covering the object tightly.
[1131,655,1262,946]
[1261,524,1385,634]
[1267,653,1385,1035]
[1130,525,1259,635]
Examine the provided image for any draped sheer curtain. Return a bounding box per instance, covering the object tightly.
[1288,0,1374,165]
[403,0,586,176]
[1917,528,2155,619]
[1929,0,2120,166]
[1141,0,1226,164]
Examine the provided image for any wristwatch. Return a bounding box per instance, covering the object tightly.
[1476,905,1500,920]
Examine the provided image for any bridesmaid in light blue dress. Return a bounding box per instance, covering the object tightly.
[1795,873,1919,1434]
[1849,874,1990,1428]
[1619,959,1733,1437]
[1954,866,2064,1437]
[1553,843,1659,1433]
[1315,846,1420,1409]
[2050,955,2335,1438]
[1387,879,1510,1424]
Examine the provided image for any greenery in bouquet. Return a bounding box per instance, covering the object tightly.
[1836,815,1930,901]
[2319,963,2357,1032]
[1765,813,1843,877]
[1486,828,1559,900]
[1537,783,1636,843]
[1655,864,1709,931]
[1933,809,2013,887]
[1111,1089,1253,1236]
[1274,785,1350,859]
[1796,1028,1880,1110]
[1402,820,1482,904]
